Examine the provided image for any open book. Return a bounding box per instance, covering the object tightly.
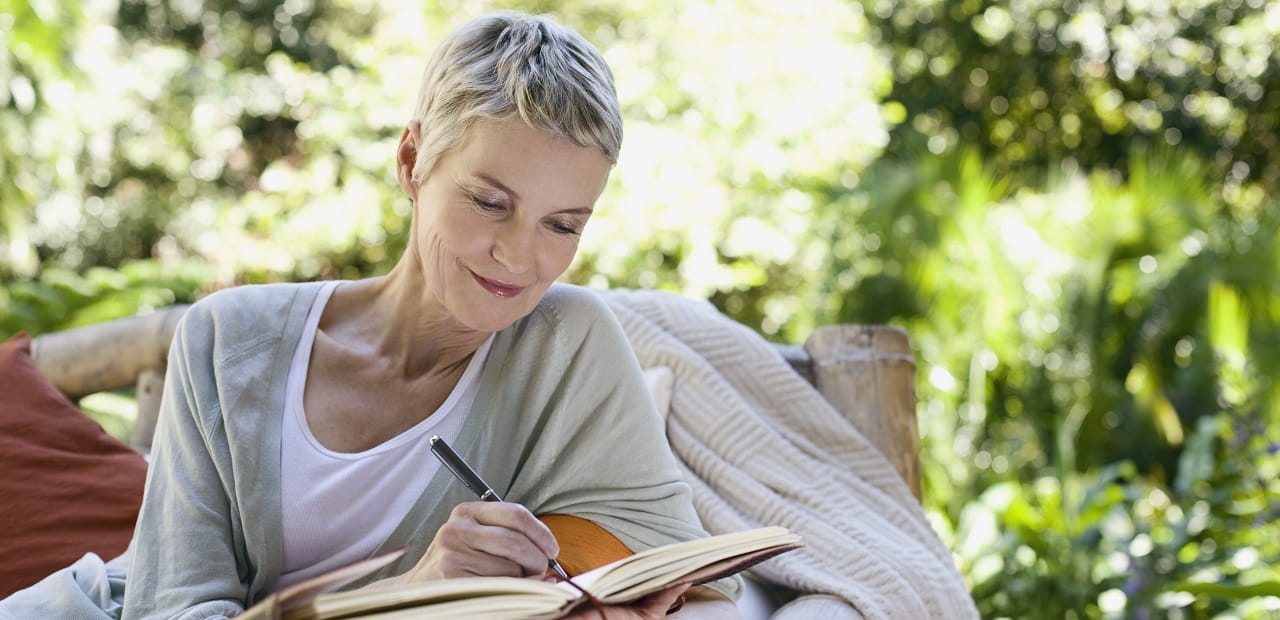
[239,526,801,620]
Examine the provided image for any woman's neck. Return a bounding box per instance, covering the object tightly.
[320,259,491,380]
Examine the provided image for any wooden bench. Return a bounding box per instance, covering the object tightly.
[30,305,921,499]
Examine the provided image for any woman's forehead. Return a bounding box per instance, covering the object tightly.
[446,118,613,203]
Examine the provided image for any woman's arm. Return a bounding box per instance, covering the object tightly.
[121,308,249,619]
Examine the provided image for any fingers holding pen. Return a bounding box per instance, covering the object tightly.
[408,501,561,581]
[423,437,566,581]
[454,501,561,563]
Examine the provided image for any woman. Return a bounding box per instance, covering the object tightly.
[1,10,739,620]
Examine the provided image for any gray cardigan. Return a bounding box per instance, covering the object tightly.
[0,282,732,620]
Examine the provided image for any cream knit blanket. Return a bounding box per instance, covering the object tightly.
[601,289,977,619]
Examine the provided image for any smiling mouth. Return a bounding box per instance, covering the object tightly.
[470,271,525,298]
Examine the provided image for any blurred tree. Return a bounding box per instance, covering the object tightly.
[865,0,1280,199]
[115,0,354,71]
[0,0,85,279]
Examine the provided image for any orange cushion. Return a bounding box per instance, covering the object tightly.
[539,514,634,577]
[0,333,148,597]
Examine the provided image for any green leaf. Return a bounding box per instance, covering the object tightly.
[1170,581,1280,600]
[1076,484,1125,531]
[1176,415,1219,494]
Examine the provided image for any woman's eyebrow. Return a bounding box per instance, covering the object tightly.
[473,173,520,200]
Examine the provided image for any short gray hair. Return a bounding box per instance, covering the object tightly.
[409,11,623,184]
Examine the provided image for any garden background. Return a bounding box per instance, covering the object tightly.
[2,0,1277,617]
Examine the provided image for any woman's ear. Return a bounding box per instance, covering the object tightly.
[396,120,423,200]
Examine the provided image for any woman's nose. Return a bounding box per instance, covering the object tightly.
[491,224,532,274]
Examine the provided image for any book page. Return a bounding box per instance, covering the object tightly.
[601,544,800,603]
[291,576,574,620]
[264,548,406,618]
[342,590,571,620]
[570,527,802,603]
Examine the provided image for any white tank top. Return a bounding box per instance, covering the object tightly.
[277,281,494,589]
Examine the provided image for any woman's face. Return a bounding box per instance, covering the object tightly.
[401,117,613,333]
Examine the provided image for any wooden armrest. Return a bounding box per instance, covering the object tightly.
[777,326,921,499]
[31,305,188,399]
[31,305,188,453]
[804,325,921,500]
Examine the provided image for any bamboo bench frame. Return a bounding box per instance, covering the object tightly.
[30,306,922,499]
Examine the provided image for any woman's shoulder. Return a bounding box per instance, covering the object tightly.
[506,284,637,367]
[186,281,324,322]
[533,283,616,328]
[175,281,328,357]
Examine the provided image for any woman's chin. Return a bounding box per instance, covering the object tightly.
[455,299,534,333]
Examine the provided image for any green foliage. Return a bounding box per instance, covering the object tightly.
[864,0,1280,196]
[856,2,1280,615]
[2,1,1278,618]
[0,259,212,339]
[0,0,84,278]
[842,140,1278,619]
[954,410,1279,619]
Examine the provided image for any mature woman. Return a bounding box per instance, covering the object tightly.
[1,10,739,620]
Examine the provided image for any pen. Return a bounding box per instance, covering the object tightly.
[428,435,571,581]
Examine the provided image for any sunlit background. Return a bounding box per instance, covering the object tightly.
[2,0,1278,617]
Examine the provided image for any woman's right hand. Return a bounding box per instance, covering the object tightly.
[391,501,562,583]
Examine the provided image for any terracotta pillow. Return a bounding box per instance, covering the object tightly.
[0,333,148,597]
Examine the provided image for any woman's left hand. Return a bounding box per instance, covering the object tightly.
[559,583,689,619]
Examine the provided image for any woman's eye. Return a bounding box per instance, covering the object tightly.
[549,221,582,236]
[470,195,504,212]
